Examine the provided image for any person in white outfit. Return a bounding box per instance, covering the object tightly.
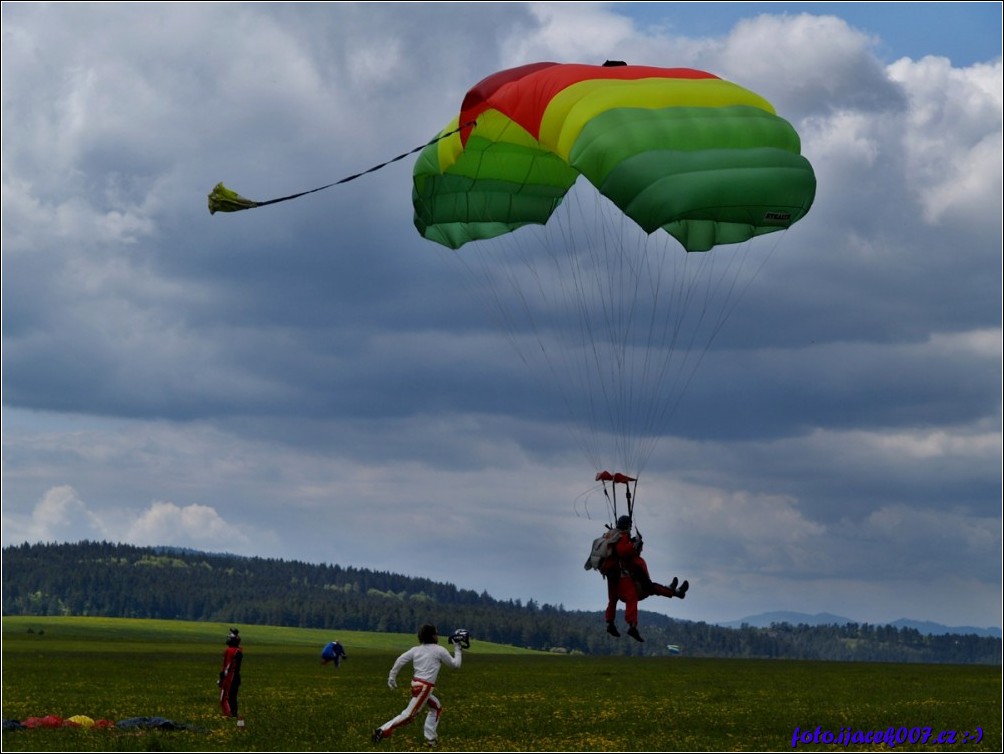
[372,624,464,747]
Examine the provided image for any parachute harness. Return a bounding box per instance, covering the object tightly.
[595,470,639,536]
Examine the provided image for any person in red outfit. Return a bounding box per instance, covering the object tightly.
[600,516,689,642]
[218,628,244,718]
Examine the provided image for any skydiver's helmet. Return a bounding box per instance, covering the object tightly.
[449,628,471,649]
[616,515,632,532]
[226,628,241,647]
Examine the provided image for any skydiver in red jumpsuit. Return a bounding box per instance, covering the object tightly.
[600,515,689,642]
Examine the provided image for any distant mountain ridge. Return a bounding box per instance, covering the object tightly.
[718,611,1002,638]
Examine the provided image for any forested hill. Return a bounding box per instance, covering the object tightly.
[3,541,1000,664]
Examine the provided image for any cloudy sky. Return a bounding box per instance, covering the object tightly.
[3,2,1001,631]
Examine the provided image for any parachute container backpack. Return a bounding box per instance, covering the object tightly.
[413,62,816,497]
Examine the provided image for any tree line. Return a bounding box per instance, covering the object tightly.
[2,541,999,664]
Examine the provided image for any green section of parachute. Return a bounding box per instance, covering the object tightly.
[413,103,816,253]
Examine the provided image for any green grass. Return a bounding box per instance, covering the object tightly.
[2,616,1000,752]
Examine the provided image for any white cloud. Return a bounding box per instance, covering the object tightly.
[712,13,900,115]
[863,504,1000,560]
[803,110,882,172]
[0,482,260,555]
[887,56,1003,224]
[125,501,253,550]
[2,485,108,544]
[670,485,825,571]
[514,3,640,65]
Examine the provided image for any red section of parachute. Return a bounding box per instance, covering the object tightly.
[457,62,719,144]
[595,471,637,485]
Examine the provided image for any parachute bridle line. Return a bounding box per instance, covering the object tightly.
[207,120,479,215]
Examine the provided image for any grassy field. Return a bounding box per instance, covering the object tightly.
[2,616,1000,752]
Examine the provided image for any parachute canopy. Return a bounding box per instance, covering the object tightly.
[412,62,816,486]
[413,62,815,252]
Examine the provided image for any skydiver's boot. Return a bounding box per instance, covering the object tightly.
[606,621,621,638]
[627,624,644,642]
[675,579,689,599]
